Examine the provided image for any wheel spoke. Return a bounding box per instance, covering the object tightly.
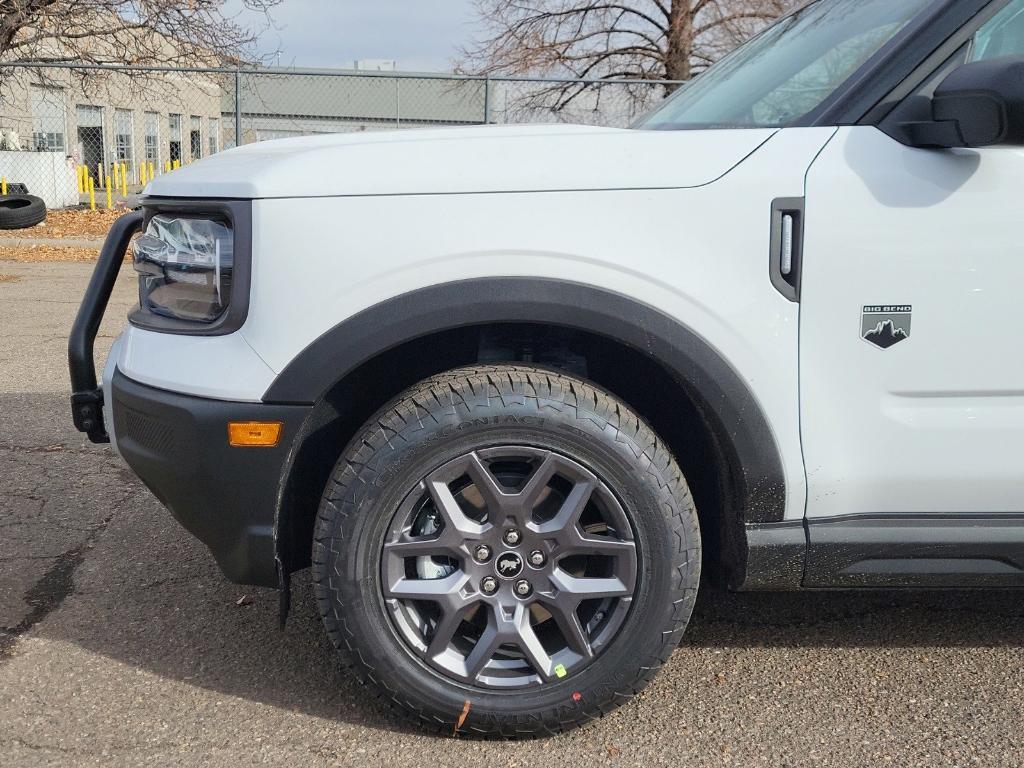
[534,479,594,535]
[426,479,488,537]
[382,534,460,559]
[514,605,555,680]
[384,571,468,601]
[426,601,476,660]
[518,453,560,508]
[462,452,513,512]
[462,615,502,680]
[543,600,593,659]
[550,569,631,599]
[561,529,636,558]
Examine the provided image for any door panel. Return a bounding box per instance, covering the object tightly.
[800,126,1024,520]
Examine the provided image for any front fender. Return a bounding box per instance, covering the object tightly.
[264,277,787,526]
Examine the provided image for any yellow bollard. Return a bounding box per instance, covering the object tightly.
[105,177,113,210]
[111,163,117,192]
[149,162,155,182]
[174,159,181,170]
[164,160,171,174]
[76,166,83,194]
[98,163,105,190]
[120,163,128,197]
[1,177,6,196]
[88,177,96,211]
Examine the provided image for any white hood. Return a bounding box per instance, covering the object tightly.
[144,123,776,199]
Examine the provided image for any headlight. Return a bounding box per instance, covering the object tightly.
[132,214,234,323]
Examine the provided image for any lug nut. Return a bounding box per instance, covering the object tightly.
[528,549,546,567]
[514,579,532,597]
[474,544,492,563]
[480,576,498,595]
[503,528,522,546]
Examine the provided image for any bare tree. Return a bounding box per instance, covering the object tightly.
[460,0,797,116]
[0,0,280,66]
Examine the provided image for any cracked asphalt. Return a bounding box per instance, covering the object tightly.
[2,260,1024,767]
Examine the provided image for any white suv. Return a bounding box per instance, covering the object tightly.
[69,0,1024,737]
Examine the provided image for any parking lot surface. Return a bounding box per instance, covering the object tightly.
[2,260,1023,767]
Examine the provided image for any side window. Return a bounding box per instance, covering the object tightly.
[752,24,907,125]
[970,0,1024,61]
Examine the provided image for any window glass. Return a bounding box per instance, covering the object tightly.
[639,0,932,130]
[114,108,134,171]
[208,117,219,154]
[30,86,65,152]
[144,111,159,163]
[970,0,1024,61]
[190,115,202,159]
[168,113,182,163]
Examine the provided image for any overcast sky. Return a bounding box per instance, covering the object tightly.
[225,0,479,72]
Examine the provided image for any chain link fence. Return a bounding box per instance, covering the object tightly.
[0,62,679,213]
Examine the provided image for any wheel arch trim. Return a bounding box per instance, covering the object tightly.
[263,277,787,526]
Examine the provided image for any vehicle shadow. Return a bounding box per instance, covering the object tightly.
[11,409,1024,735]
[21,515,1024,738]
[688,583,1024,649]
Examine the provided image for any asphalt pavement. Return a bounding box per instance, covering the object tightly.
[2,260,1023,767]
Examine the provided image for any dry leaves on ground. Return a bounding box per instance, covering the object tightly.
[0,245,100,262]
[13,207,128,239]
[0,273,21,282]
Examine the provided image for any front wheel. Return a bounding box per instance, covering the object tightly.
[312,365,700,737]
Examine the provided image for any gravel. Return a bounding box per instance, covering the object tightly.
[2,260,1023,767]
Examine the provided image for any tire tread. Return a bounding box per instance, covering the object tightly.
[311,365,699,738]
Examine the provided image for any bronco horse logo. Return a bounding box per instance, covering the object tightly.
[496,553,523,577]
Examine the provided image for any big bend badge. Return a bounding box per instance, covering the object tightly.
[861,305,911,349]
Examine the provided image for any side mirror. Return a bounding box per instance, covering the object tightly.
[902,56,1024,149]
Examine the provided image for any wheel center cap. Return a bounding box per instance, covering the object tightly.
[494,551,524,579]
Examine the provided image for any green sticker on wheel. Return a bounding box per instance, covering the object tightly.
[554,663,567,678]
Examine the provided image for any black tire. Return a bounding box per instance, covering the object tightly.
[312,365,700,737]
[0,194,46,229]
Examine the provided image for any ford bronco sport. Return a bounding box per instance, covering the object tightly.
[69,0,1024,737]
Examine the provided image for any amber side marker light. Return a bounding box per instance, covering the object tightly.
[228,421,283,448]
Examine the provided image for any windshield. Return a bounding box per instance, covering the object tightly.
[639,0,934,130]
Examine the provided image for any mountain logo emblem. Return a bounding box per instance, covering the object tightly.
[861,305,911,349]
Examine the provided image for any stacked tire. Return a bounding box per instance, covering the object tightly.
[0,195,46,229]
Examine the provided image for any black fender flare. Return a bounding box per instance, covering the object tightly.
[263,278,786,524]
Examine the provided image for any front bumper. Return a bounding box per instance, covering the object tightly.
[111,369,310,587]
[69,206,311,587]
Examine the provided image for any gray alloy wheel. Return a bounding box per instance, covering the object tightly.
[381,446,638,689]
[312,365,700,737]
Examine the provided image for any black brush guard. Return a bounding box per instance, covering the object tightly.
[68,210,144,443]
